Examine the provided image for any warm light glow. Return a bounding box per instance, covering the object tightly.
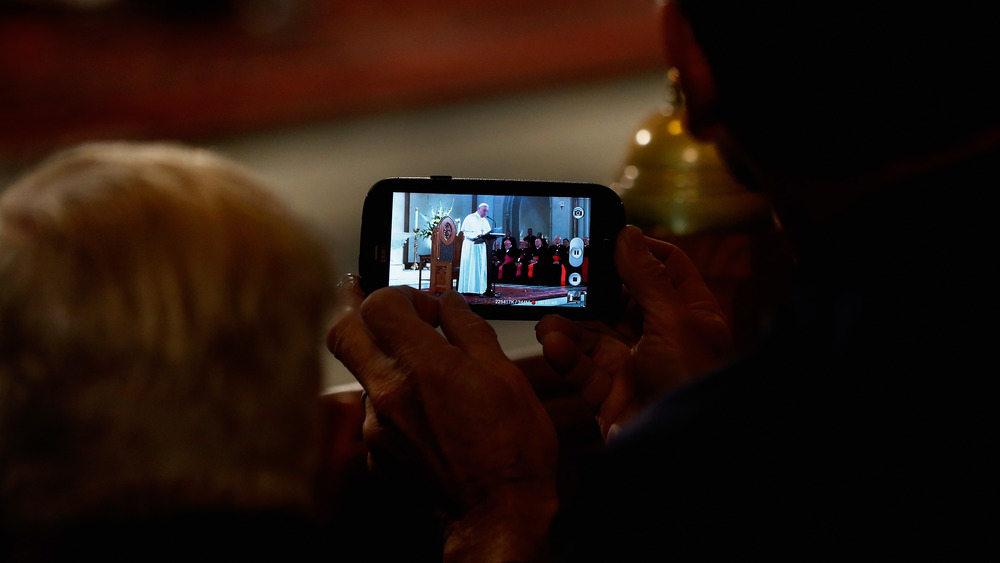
[673,189,700,204]
[670,215,689,234]
[674,172,694,188]
[682,148,699,163]
[623,165,639,180]
[635,129,652,145]
[668,120,683,135]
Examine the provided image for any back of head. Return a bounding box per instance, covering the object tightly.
[0,142,333,532]
[675,1,1000,179]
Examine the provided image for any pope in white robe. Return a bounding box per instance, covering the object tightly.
[458,203,491,294]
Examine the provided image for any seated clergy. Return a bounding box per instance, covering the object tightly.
[497,238,521,282]
[528,238,553,285]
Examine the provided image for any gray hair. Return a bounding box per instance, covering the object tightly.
[0,142,334,529]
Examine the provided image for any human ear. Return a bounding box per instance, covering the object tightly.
[661,1,722,141]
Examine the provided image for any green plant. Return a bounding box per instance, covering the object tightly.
[413,202,454,240]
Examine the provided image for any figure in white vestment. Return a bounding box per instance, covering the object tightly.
[458,203,491,294]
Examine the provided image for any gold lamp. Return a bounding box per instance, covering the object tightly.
[612,69,773,239]
[612,69,794,352]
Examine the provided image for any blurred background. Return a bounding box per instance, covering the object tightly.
[1,0,790,388]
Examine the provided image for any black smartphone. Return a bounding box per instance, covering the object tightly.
[359,176,626,321]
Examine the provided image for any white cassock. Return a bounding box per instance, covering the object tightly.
[458,212,491,294]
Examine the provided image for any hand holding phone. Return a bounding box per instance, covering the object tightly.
[535,226,735,439]
[326,280,560,561]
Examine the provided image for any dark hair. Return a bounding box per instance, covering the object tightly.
[676,1,1000,178]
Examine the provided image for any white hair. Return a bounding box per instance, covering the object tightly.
[0,142,333,529]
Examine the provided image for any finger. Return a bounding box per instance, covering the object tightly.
[595,355,636,438]
[606,284,645,343]
[326,284,392,391]
[538,317,628,394]
[644,236,702,288]
[328,285,444,393]
[537,324,580,375]
[325,273,388,386]
[539,330,613,409]
[358,286,453,365]
[361,390,388,452]
[361,393,426,482]
[638,233,732,359]
[361,390,411,469]
[615,226,682,313]
[537,315,629,358]
[325,273,365,353]
[436,290,510,366]
[390,285,444,326]
[536,317,596,377]
[535,314,583,348]
[538,325,636,440]
[645,236,726,322]
[316,390,367,490]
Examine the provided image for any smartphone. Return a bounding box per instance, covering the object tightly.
[358,176,626,321]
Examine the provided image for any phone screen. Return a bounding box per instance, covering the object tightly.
[360,177,624,320]
[391,191,594,309]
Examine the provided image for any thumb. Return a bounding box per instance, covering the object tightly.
[615,225,680,316]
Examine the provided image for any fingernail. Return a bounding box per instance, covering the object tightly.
[623,225,646,248]
[336,273,360,289]
[332,274,363,320]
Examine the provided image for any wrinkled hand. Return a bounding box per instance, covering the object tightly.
[537,225,733,440]
[327,280,558,562]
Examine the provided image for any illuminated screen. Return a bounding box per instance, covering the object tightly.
[390,192,593,308]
